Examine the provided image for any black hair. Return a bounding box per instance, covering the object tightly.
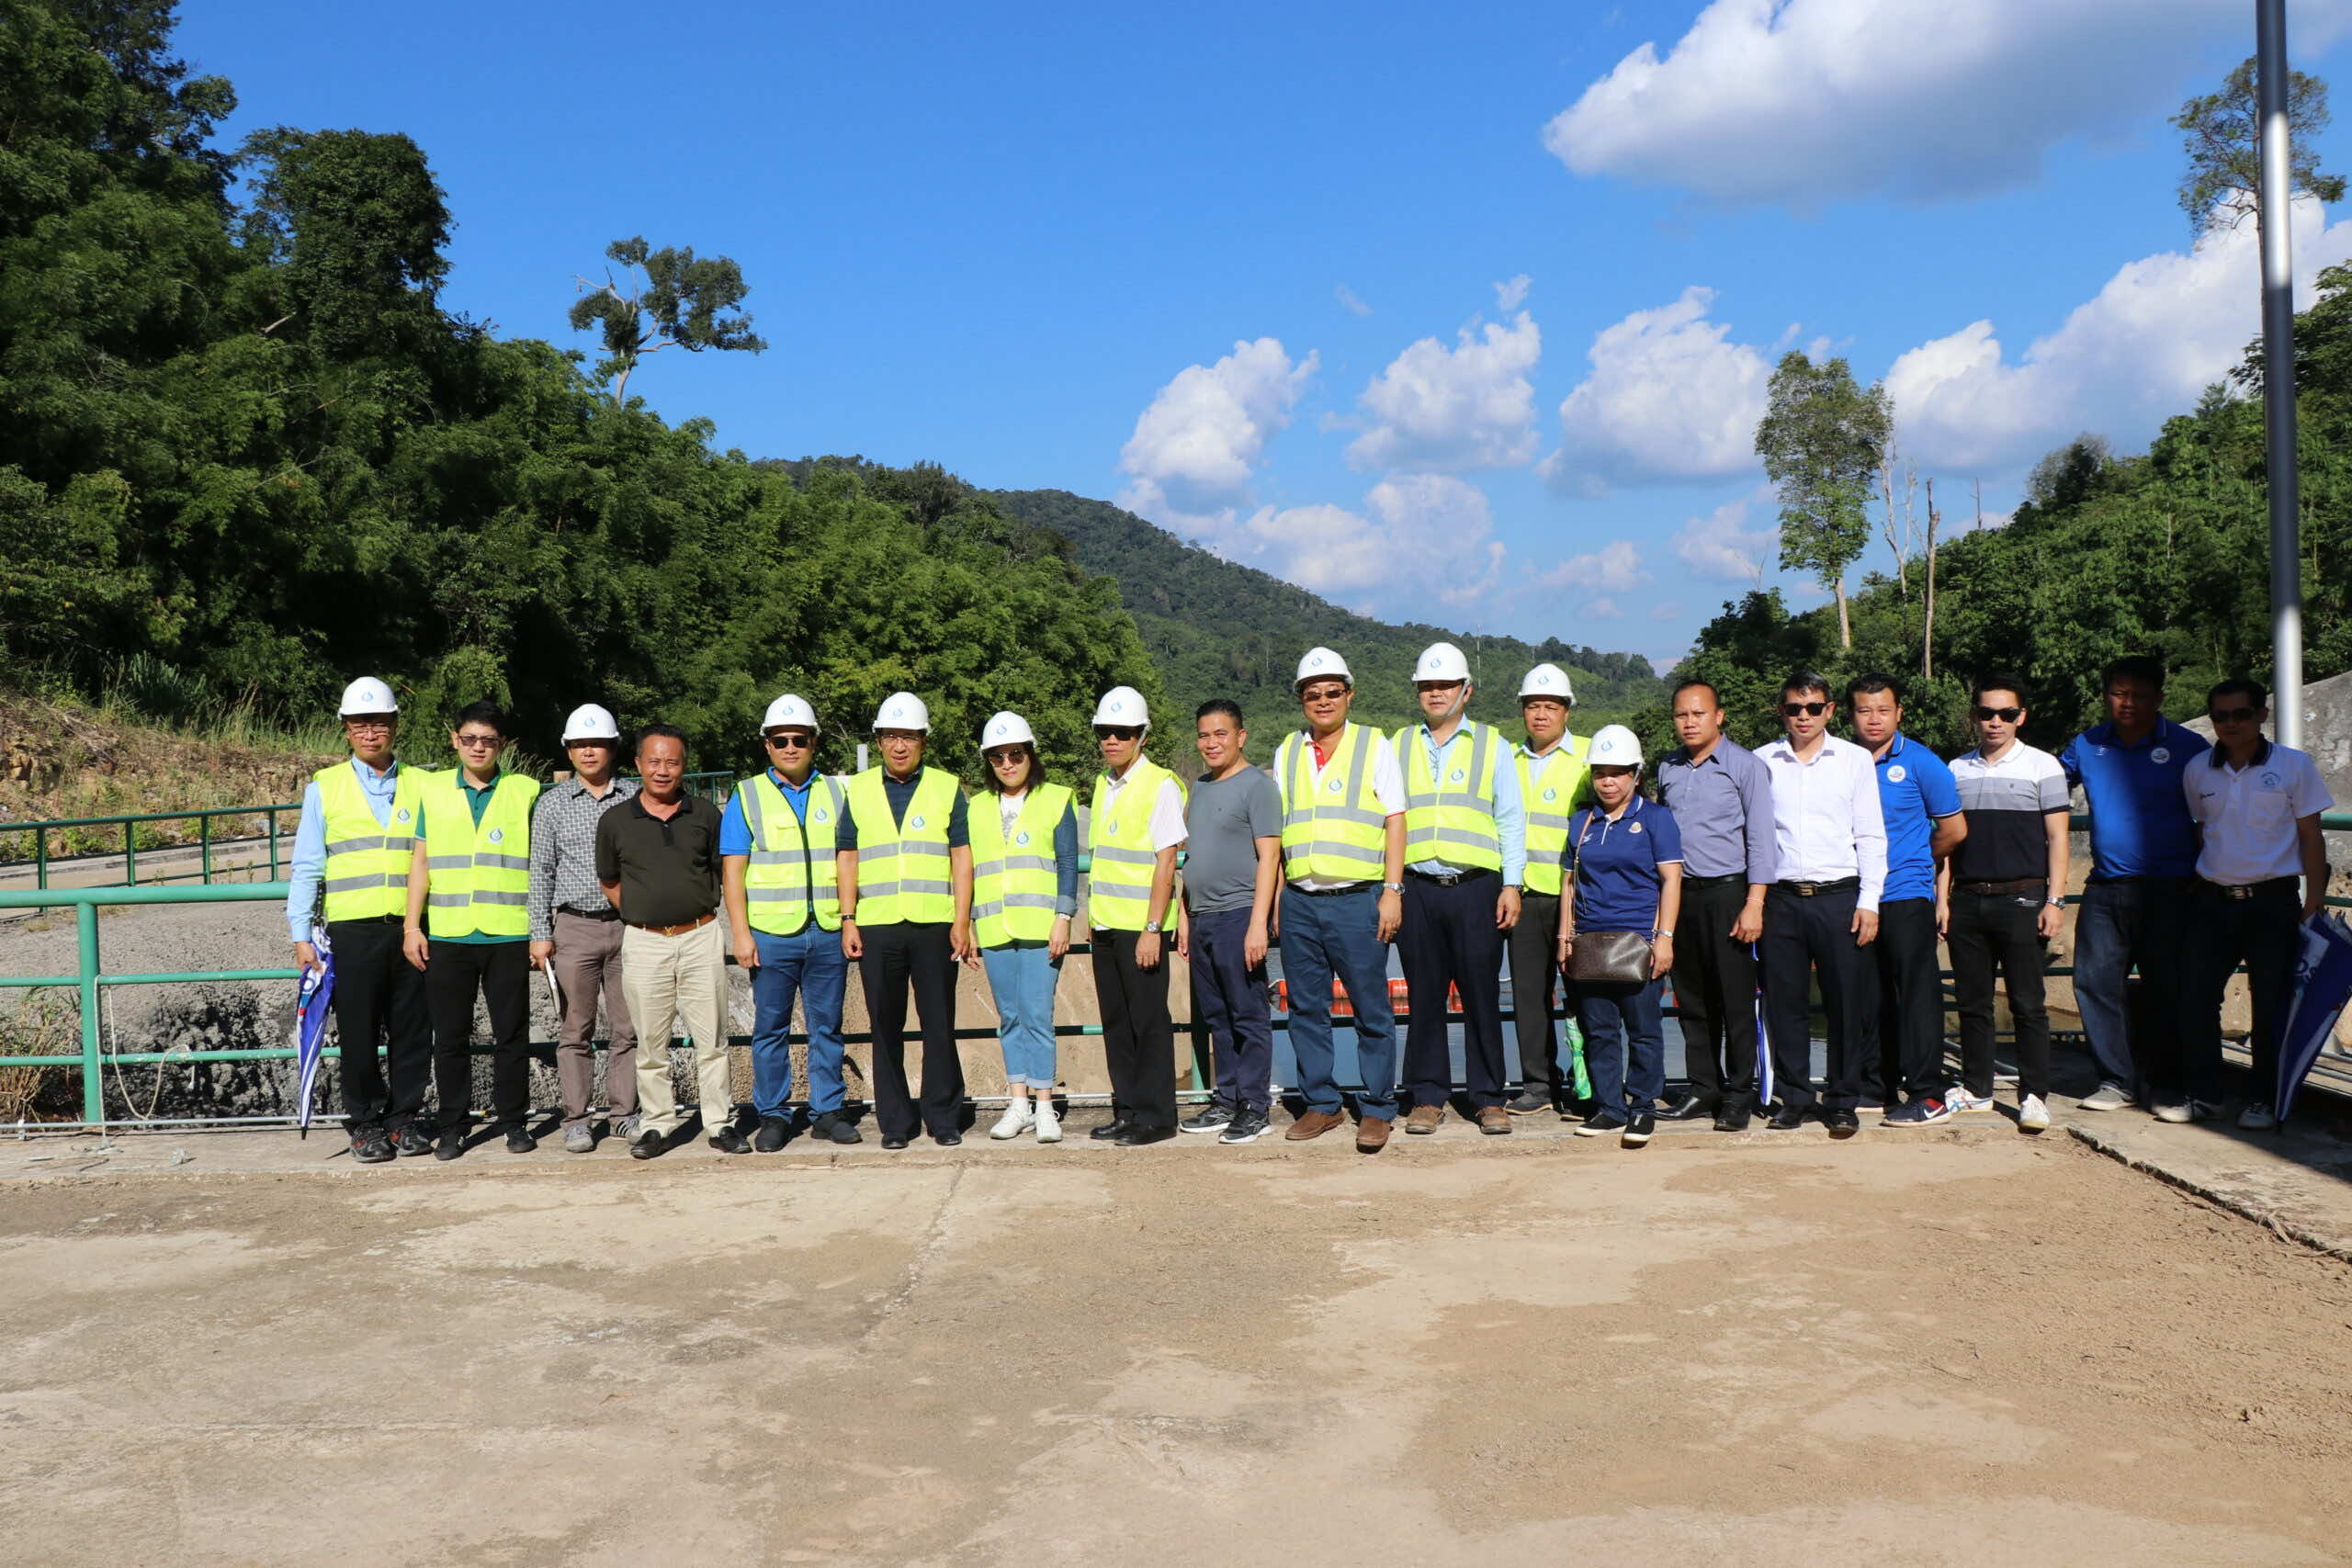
[452,699,510,736]
[981,740,1046,795]
[1973,672,2030,705]
[635,723,687,756]
[1196,698,1245,728]
[1846,672,1903,705]
[2207,676,2267,709]
[1669,678,1721,707]
[1781,670,1832,702]
[2100,655,2165,693]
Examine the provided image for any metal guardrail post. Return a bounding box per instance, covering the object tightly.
[122,819,136,888]
[75,900,103,1123]
[267,807,281,880]
[200,813,212,885]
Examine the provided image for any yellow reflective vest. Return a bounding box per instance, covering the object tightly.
[316,761,426,923]
[1088,760,1179,932]
[739,770,846,935]
[844,767,960,926]
[1272,724,1389,885]
[1392,720,1502,872]
[970,784,1073,947]
[421,771,540,939]
[1518,736,1592,897]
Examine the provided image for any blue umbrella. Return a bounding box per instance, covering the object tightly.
[293,925,336,1138]
[1750,944,1773,1109]
[2276,912,2352,1126]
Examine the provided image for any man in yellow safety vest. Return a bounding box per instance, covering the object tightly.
[1505,663,1591,1116]
[1084,685,1187,1146]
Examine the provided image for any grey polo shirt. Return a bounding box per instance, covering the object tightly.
[1654,737,1779,884]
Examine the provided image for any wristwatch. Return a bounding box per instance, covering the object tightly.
[1143,919,1161,933]
[2044,897,2064,908]
[1382,881,1404,893]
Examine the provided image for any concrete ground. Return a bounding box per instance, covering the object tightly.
[4,1111,2349,1568]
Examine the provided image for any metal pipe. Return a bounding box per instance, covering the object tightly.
[75,901,102,1122]
[2259,0,2305,749]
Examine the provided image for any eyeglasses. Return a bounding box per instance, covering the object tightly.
[1972,706,2023,723]
[764,732,813,749]
[1094,726,1143,742]
[345,718,393,734]
[1780,702,1828,717]
[454,732,503,748]
[1298,685,1349,703]
[2208,705,2259,724]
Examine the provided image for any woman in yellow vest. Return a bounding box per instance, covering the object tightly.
[1085,686,1188,1146]
[401,701,542,1159]
[970,712,1079,1143]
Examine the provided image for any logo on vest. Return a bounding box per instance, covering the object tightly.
[1326,777,1341,794]
[910,815,927,830]
[1448,767,1465,784]
[395,808,412,823]
[813,808,829,823]
[1887,765,1906,784]
[1543,787,1557,802]
[488,828,503,843]
[2150,748,2170,764]
[1016,830,1031,846]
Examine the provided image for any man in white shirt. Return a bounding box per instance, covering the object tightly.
[2175,677,2335,1130]
[1085,686,1190,1146]
[1757,671,1887,1134]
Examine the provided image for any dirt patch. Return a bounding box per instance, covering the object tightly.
[0,1131,2345,1566]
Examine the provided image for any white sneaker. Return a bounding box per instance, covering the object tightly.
[2237,1100,2278,1131]
[1033,1101,1062,1143]
[2151,1100,2217,1124]
[2017,1094,2051,1132]
[1946,1088,1996,1113]
[2078,1082,2134,1112]
[989,1102,1035,1140]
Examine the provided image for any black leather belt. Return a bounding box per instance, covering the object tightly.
[2199,875,2297,901]
[1288,882,1377,897]
[1958,878,2045,897]
[1685,872,1748,887]
[1406,867,1497,887]
[558,906,620,921]
[1774,877,1859,897]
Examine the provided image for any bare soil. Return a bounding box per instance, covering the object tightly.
[1,1125,2346,1566]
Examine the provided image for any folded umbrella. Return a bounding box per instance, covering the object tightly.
[2276,912,2352,1126]
[292,924,335,1138]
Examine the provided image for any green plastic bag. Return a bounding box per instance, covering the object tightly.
[1565,1019,1591,1101]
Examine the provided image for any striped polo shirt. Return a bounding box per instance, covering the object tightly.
[1948,741,2070,885]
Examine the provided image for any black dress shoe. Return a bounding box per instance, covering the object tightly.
[503,1126,537,1155]
[1824,1106,1860,1137]
[753,1115,789,1153]
[881,1134,911,1150]
[1089,1118,1136,1141]
[1765,1103,1809,1131]
[435,1128,466,1161]
[1713,1105,1753,1132]
[811,1111,863,1145]
[1656,1090,1708,1122]
[933,1131,962,1146]
[629,1130,667,1160]
[709,1126,752,1155]
[1110,1124,1176,1146]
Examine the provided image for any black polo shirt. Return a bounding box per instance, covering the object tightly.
[594,792,723,927]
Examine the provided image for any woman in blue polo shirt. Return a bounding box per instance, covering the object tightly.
[1555,725,1684,1145]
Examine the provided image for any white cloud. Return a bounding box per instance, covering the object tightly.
[1542,0,2352,208]
[1116,338,1317,527]
[1347,312,1542,472]
[1494,274,1531,312]
[1336,284,1374,318]
[1544,287,1770,493]
[1889,196,2352,470]
[1671,494,1776,583]
[1233,474,1506,615]
[1586,597,1624,619]
[1538,538,1647,594]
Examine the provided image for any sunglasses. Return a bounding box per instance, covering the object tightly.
[764,732,814,749]
[1972,705,2023,723]
[1780,701,1828,717]
[1299,686,1349,703]
[454,732,503,748]
[2208,705,2260,725]
[1094,726,1143,742]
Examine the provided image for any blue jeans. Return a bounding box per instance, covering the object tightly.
[750,925,850,1116]
[981,940,1061,1089]
[2073,877,2191,1094]
[1277,885,1397,1119]
[1575,975,1665,1117]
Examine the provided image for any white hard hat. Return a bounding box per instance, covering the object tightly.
[561,703,620,742]
[1587,724,1643,768]
[872,692,931,733]
[762,694,819,734]
[1518,663,1576,704]
[1414,642,1471,683]
[1294,647,1352,689]
[337,677,398,716]
[980,711,1035,750]
[1091,685,1150,730]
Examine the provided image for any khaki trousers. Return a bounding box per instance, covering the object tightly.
[620,919,732,1137]
[552,911,638,1128]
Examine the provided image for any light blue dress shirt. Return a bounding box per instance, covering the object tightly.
[1404,719,1526,885]
[285,756,409,941]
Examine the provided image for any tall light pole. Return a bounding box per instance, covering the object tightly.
[2258,0,2304,748]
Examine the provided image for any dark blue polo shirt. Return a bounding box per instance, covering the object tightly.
[2058,718,2209,879]
[1565,795,1684,933]
[1870,733,1962,904]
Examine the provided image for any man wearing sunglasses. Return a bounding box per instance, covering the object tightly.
[722,694,860,1150]
[1085,685,1188,1145]
[2177,679,2335,1129]
[1941,677,2071,1133]
[1757,672,1886,1134]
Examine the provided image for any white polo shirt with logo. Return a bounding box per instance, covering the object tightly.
[2182,741,2334,886]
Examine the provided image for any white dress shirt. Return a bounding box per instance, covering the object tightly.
[1758,732,1889,911]
[2184,741,2334,885]
[1098,762,1190,852]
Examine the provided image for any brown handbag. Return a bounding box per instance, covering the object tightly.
[1565,805,1661,986]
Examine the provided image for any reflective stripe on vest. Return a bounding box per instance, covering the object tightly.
[421,771,541,938]
[1518,735,1591,897]
[1275,724,1387,885]
[971,783,1072,947]
[316,761,426,922]
[1088,759,1179,931]
[844,767,959,925]
[1394,720,1501,871]
[739,772,845,934]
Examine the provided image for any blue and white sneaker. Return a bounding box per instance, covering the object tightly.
[1883,1096,1954,1127]
[1945,1088,1996,1114]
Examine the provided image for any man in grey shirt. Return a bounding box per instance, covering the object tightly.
[1177,699,1284,1145]
[1654,679,1780,1130]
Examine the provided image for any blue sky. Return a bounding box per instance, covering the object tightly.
[182,0,2352,669]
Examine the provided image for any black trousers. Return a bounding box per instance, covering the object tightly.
[1190,908,1272,1115]
[1092,927,1179,1131]
[1859,897,1948,1103]
[2184,878,2301,1107]
[1399,871,1508,1109]
[860,920,966,1141]
[326,917,431,1132]
[1672,876,1759,1111]
[1760,884,1871,1111]
[1947,887,2052,1100]
[1507,889,1567,1102]
[426,938,533,1131]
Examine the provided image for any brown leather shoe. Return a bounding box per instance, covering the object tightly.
[1355,1115,1392,1152]
[1477,1106,1511,1135]
[1285,1109,1347,1141]
[1404,1103,1444,1135]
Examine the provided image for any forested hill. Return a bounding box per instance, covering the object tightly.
[994,489,1666,739]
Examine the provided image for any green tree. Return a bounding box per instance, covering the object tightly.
[1755,352,1890,650]
[569,236,767,405]
[236,127,450,359]
[2174,57,2345,234]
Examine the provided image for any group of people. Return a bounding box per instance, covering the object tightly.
[286,646,2335,1165]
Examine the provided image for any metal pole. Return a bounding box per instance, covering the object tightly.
[2258,0,2305,748]
[75,901,104,1123]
